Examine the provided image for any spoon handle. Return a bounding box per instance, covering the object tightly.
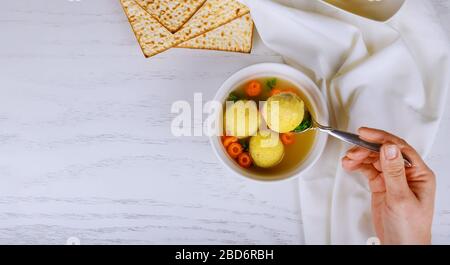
[324,128,413,168]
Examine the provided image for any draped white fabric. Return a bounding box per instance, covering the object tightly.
[239,0,450,244]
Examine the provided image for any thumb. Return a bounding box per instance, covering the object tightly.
[380,144,410,198]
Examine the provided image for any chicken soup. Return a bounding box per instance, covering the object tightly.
[220,77,317,177]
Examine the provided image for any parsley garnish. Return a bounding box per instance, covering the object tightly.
[266,78,277,90]
[293,111,312,133]
[227,92,239,102]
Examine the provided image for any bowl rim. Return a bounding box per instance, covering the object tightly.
[209,63,329,182]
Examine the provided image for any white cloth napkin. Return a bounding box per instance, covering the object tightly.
[240,0,450,244]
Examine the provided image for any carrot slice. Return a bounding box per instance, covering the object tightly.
[245,80,262,97]
[237,152,252,168]
[284,87,297,94]
[280,132,296,145]
[223,136,238,148]
[227,142,243,158]
[270,88,282,96]
[284,88,299,95]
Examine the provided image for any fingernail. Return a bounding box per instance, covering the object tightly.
[384,145,398,160]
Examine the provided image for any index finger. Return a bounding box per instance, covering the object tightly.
[358,127,426,168]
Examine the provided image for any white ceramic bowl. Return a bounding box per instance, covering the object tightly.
[210,63,329,182]
[320,0,406,22]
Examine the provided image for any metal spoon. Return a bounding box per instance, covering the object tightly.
[294,111,413,167]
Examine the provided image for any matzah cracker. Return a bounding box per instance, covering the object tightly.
[135,0,206,33]
[178,14,253,53]
[172,0,249,44]
[120,0,249,57]
[120,0,174,57]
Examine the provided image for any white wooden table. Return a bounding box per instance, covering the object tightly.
[0,0,449,244]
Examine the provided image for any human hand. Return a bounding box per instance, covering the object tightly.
[342,127,436,245]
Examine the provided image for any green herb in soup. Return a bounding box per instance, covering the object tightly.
[221,77,316,178]
[294,111,313,133]
[227,92,240,102]
[266,78,277,90]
